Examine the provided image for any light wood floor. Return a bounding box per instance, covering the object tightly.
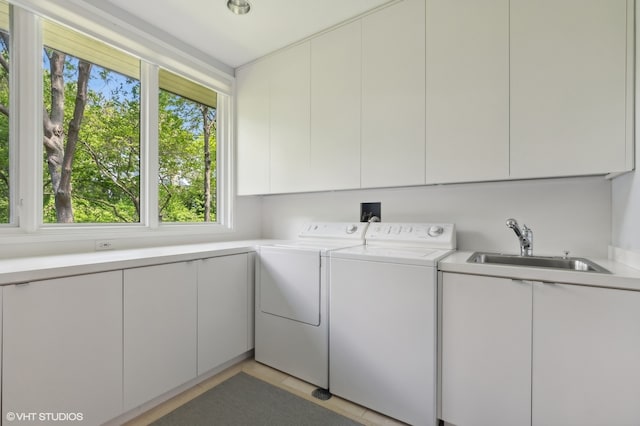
[124,358,408,426]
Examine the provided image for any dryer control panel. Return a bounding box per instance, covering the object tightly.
[365,223,456,249]
[298,222,369,240]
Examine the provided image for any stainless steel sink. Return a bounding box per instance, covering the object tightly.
[467,252,611,274]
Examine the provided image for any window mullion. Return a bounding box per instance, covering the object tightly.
[141,61,159,229]
[13,7,42,231]
[218,93,232,229]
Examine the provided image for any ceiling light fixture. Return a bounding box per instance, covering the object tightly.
[227,0,251,15]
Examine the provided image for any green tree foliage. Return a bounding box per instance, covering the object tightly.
[158,90,216,223]
[0,31,10,223]
[42,56,142,223]
[0,36,216,225]
[38,52,215,223]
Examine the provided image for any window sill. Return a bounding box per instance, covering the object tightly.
[0,223,240,259]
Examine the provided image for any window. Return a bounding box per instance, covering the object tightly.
[158,69,217,223]
[3,3,232,242]
[0,1,9,224]
[42,20,141,224]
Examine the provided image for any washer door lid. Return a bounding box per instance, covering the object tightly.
[259,246,321,326]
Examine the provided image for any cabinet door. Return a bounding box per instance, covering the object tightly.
[124,261,197,410]
[236,60,270,195]
[3,272,123,425]
[269,42,311,193]
[361,0,425,188]
[533,283,640,426]
[425,0,509,183]
[197,254,250,375]
[309,21,361,191]
[510,0,632,178]
[441,273,532,426]
[0,287,2,421]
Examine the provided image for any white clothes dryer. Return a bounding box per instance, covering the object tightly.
[255,222,368,389]
[329,223,456,426]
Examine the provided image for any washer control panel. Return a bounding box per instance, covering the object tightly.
[298,222,369,240]
[365,223,456,249]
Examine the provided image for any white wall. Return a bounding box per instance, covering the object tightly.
[260,177,611,259]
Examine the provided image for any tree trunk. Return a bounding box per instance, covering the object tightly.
[202,106,213,222]
[0,33,9,118]
[43,51,66,208]
[43,51,91,223]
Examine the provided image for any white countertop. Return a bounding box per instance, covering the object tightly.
[439,251,640,292]
[6,242,640,291]
[0,239,276,286]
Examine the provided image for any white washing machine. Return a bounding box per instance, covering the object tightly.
[255,222,368,389]
[329,222,456,426]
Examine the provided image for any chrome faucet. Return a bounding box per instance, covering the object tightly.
[506,218,533,256]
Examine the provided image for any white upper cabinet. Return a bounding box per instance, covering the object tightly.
[510,0,633,178]
[361,0,426,188]
[269,42,312,194]
[425,0,509,183]
[234,0,633,195]
[309,21,361,191]
[236,59,270,195]
[236,42,312,195]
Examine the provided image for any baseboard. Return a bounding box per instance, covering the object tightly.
[609,245,640,270]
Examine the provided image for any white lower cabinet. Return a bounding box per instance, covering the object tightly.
[123,261,198,411]
[0,287,2,422]
[532,282,640,426]
[2,271,123,425]
[441,273,532,426]
[0,252,254,423]
[441,272,640,426]
[197,254,252,375]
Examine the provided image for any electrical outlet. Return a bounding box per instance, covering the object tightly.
[95,240,115,251]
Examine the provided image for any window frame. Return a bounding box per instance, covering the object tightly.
[3,2,235,244]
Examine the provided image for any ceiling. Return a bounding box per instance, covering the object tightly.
[91,0,394,69]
